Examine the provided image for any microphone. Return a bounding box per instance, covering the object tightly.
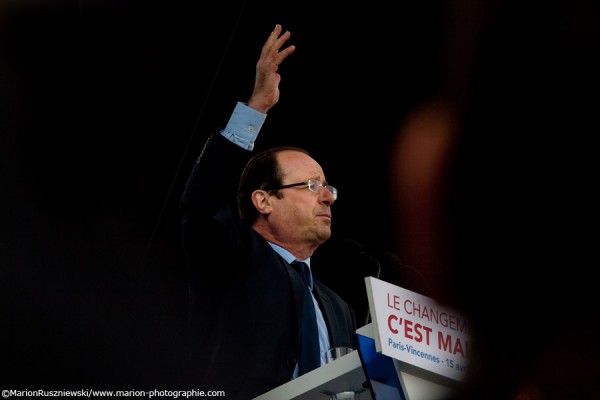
[314,237,383,326]
[334,238,382,326]
[375,251,432,297]
[338,238,382,280]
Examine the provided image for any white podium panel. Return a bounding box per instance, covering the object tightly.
[253,348,372,400]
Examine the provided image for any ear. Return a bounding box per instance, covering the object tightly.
[251,190,273,215]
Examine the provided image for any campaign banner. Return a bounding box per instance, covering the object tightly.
[365,277,471,382]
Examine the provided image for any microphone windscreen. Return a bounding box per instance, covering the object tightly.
[337,238,365,253]
[375,251,432,297]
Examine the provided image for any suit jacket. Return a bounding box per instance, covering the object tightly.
[180,133,357,399]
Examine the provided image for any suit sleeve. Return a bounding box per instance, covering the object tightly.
[179,132,252,279]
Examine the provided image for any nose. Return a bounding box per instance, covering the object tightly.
[320,187,335,204]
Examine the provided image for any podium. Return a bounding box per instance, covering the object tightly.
[253,324,460,400]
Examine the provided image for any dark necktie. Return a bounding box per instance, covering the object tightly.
[291,260,321,376]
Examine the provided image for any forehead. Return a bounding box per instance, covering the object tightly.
[277,150,324,180]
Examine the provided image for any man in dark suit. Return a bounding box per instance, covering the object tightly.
[180,24,356,399]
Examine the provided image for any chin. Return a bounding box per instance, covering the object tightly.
[318,230,332,242]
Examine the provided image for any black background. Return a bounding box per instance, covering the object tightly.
[1,1,434,387]
[2,0,599,395]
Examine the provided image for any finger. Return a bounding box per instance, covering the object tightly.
[262,25,285,57]
[276,45,296,64]
[272,24,282,37]
[266,24,283,48]
[273,30,291,51]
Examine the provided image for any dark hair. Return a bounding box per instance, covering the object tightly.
[238,146,309,224]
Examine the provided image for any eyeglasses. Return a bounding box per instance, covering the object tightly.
[266,178,338,200]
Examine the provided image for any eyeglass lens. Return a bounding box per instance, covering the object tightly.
[308,179,337,200]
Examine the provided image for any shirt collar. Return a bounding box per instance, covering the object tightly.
[267,242,311,268]
[268,242,314,290]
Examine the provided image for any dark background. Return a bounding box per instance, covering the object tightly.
[2,0,599,396]
[1,0,435,388]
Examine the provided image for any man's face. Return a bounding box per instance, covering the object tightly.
[267,150,336,248]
